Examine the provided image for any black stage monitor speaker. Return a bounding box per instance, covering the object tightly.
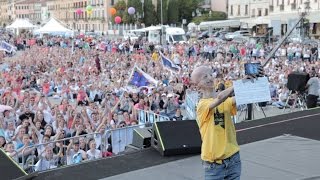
[0,148,27,180]
[151,120,201,156]
[132,127,152,148]
[287,72,310,92]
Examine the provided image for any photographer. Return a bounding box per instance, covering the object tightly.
[306,71,319,109]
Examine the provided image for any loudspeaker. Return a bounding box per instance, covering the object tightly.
[132,127,152,148]
[0,148,27,180]
[287,72,310,92]
[151,120,201,156]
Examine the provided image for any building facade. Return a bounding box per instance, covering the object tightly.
[228,0,320,38]
[210,0,228,13]
[228,0,269,19]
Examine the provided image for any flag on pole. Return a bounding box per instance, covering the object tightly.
[0,41,15,53]
[159,51,181,73]
[128,65,158,87]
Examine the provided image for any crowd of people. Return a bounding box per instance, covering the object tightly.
[0,30,319,172]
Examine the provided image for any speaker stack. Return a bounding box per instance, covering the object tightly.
[151,120,202,156]
[287,72,310,92]
[0,148,28,180]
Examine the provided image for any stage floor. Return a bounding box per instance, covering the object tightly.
[102,135,320,180]
[32,108,320,180]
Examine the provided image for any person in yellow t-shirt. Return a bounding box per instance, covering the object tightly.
[151,51,159,62]
[191,66,241,180]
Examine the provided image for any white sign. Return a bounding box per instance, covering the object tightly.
[233,77,271,105]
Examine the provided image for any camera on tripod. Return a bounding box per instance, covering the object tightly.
[287,72,310,93]
[284,72,310,110]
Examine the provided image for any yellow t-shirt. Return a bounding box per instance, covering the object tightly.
[225,80,233,88]
[196,97,239,163]
[152,52,159,62]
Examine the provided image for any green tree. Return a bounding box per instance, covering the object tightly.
[157,0,168,24]
[177,0,200,24]
[143,0,158,26]
[112,0,127,23]
[192,11,227,24]
[126,0,143,24]
[167,0,179,24]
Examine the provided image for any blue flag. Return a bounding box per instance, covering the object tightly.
[159,52,180,73]
[129,66,158,87]
[0,41,15,53]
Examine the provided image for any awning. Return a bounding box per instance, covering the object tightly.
[199,20,240,28]
[240,17,271,28]
[268,11,320,23]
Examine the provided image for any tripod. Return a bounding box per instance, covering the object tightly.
[238,103,267,122]
[283,90,307,112]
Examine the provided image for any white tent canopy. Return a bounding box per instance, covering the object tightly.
[199,20,241,29]
[6,19,36,29]
[34,18,73,35]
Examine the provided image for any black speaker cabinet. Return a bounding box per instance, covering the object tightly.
[287,72,310,92]
[0,148,28,180]
[132,127,152,148]
[151,120,201,156]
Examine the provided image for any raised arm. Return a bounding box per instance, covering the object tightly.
[208,87,234,110]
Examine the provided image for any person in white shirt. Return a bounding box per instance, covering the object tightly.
[35,146,61,171]
[66,140,87,165]
[86,139,101,160]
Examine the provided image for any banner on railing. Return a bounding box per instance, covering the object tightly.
[185,91,199,120]
[137,109,170,124]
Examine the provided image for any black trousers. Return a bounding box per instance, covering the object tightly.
[306,94,319,109]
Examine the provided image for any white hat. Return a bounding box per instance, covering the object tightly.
[167,93,174,98]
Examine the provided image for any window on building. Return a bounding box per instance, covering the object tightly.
[287,0,290,5]
[111,0,115,6]
[265,8,268,16]
[258,9,262,16]
[277,0,279,6]
[245,5,248,15]
[230,5,233,15]
[237,5,240,15]
[252,9,255,17]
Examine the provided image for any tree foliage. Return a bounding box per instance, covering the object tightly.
[112,0,127,23]
[156,0,168,24]
[167,0,179,24]
[143,0,158,26]
[192,11,227,24]
[177,0,201,24]
[126,0,143,24]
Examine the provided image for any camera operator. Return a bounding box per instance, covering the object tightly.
[306,70,319,109]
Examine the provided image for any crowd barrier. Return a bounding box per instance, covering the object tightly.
[185,90,199,120]
[19,114,170,173]
[137,109,171,124]
[21,132,102,172]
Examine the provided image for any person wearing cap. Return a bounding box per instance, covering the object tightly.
[66,139,87,165]
[163,93,179,119]
[191,66,241,180]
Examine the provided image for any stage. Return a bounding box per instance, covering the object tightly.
[30,108,320,180]
[102,135,320,180]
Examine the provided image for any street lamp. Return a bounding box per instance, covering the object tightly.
[140,0,144,19]
[297,0,311,41]
[160,0,164,45]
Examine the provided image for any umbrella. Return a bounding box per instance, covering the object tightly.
[0,105,13,113]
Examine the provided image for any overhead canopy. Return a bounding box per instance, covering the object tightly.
[34,18,73,36]
[240,17,272,28]
[6,19,36,29]
[199,20,241,29]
